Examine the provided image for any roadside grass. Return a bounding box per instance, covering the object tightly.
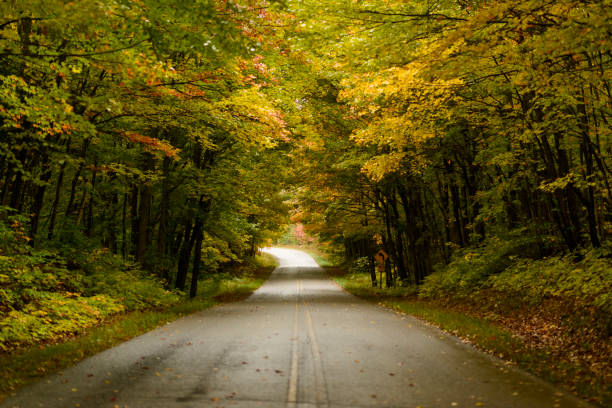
[0,253,276,401]
[330,268,609,407]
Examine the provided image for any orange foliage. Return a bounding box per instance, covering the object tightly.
[123,132,181,159]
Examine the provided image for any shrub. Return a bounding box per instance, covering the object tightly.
[0,216,180,351]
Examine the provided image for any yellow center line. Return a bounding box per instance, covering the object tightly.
[287,279,299,407]
[302,283,330,407]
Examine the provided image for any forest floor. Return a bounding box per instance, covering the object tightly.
[327,266,611,408]
[0,254,277,401]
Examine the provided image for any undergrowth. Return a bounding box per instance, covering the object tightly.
[0,216,180,351]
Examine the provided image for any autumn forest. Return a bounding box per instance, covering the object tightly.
[1,0,611,405]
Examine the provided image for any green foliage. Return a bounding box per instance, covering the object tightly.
[0,294,122,350]
[349,256,371,275]
[489,252,612,317]
[419,236,612,333]
[0,0,291,350]
[420,234,553,297]
[0,220,179,351]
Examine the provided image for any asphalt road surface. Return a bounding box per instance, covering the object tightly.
[1,247,593,408]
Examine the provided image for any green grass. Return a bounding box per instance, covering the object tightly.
[333,271,418,298]
[384,299,537,364]
[0,253,277,401]
[331,269,609,407]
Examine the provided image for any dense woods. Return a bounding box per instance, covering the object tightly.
[291,0,611,286]
[0,0,292,349]
[1,1,611,397]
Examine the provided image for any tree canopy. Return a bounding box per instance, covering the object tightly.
[0,0,610,346]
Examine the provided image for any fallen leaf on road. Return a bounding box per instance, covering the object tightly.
[451,403,458,406]
[211,397,218,402]
[475,403,484,406]
[389,373,395,376]
[371,394,376,398]
[155,372,161,377]
[71,388,77,392]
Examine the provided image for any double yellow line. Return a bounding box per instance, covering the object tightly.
[287,281,299,406]
[287,279,329,408]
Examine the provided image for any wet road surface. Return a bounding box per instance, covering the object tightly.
[1,247,593,408]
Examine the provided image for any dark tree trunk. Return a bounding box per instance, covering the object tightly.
[48,161,67,239]
[189,219,204,298]
[129,183,139,255]
[136,154,154,263]
[136,183,152,263]
[1,165,13,207]
[121,190,128,258]
[158,159,170,254]
[388,191,408,282]
[29,165,52,243]
[175,220,194,291]
[85,170,96,237]
[65,163,83,217]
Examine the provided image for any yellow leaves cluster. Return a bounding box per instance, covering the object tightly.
[215,88,290,147]
[339,62,462,180]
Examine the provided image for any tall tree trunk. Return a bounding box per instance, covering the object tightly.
[157,156,171,281]
[121,190,128,258]
[65,164,82,217]
[189,196,211,297]
[29,164,52,243]
[1,165,13,207]
[85,170,96,237]
[48,161,67,239]
[175,220,194,291]
[388,191,408,282]
[136,183,152,263]
[129,183,139,255]
[189,219,204,298]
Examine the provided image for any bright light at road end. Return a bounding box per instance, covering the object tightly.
[260,247,320,268]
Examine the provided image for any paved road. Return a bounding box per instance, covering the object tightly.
[2,248,592,408]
